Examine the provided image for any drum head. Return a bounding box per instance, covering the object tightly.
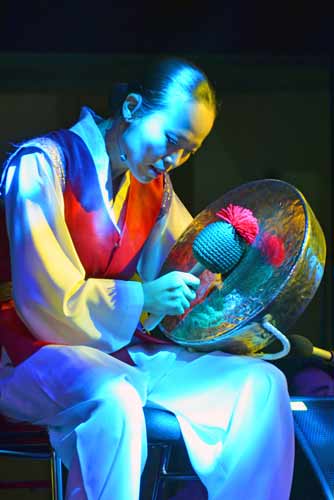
[156,179,326,356]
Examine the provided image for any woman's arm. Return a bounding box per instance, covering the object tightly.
[137,189,193,282]
[4,147,143,353]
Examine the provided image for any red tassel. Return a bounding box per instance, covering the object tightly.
[216,204,259,245]
[258,232,285,267]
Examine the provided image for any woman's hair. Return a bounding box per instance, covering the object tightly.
[108,56,218,118]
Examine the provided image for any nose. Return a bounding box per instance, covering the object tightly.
[163,150,184,172]
[163,155,174,172]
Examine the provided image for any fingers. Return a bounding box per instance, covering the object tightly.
[167,271,200,291]
[180,272,201,290]
[142,271,201,316]
[182,283,197,302]
[168,272,199,311]
[167,283,197,315]
[168,293,190,315]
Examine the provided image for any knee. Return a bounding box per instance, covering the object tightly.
[261,361,289,391]
[242,360,289,401]
[94,379,145,428]
[107,379,144,415]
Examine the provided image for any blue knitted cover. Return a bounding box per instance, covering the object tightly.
[192,221,246,274]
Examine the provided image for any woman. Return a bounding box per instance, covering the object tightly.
[0,57,294,499]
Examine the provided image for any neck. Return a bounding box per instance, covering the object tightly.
[98,118,128,180]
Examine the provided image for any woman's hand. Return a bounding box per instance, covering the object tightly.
[142,271,200,317]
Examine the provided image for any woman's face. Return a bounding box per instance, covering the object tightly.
[120,97,215,183]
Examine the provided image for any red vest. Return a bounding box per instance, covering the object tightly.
[0,130,171,366]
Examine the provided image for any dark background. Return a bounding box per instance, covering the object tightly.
[1,1,333,55]
[0,1,332,354]
[1,1,333,348]
[0,1,333,349]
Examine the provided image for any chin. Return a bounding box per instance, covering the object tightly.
[141,176,156,184]
[131,164,160,183]
[134,171,157,184]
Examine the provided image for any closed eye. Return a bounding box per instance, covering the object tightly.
[166,134,199,156]
[166,134,179,146]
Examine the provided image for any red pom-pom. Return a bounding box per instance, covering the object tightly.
[258,232,285,267]
[216,204,259,245]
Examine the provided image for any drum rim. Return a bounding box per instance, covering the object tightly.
[159,178,325,351]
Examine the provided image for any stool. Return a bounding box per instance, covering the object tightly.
[0,413,63,499]
[0,408,199,500]
[3,401,328,499]
[142,407,200,500]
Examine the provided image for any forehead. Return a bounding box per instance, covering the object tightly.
[145,98,215,147]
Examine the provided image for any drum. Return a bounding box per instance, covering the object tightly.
[152,179,326,359]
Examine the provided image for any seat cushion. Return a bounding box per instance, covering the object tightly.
[144,407,183,444]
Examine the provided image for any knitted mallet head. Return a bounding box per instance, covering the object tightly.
[190,204,259,276]
[144,203,285,332]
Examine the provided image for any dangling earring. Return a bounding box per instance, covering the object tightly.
[117,124,128,162]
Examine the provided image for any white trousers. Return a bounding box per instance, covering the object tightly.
[0,343,294,500]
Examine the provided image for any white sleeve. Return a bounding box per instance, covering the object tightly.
[3,148,143,353]
[137,190,193,282]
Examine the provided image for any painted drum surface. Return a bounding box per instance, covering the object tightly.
[155,179,326,357]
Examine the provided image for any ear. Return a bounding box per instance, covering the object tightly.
[122,93,143,121]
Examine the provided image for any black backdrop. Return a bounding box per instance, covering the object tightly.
[0,1,333,55]
[0,2,333,349]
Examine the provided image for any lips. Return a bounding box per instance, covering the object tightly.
[148,165,163,177]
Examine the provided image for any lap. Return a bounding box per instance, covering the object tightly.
[0,344,148,424]
[130,343,289,428]
[0,342,288,428]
